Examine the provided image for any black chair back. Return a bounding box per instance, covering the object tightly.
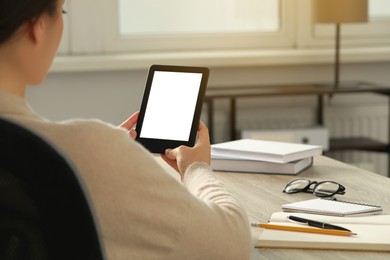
[0,118,105,260]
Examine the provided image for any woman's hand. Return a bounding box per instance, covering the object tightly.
[119,111,139,139]
[161,121,211,180]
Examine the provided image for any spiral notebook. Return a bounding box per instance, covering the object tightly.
[282,198,382,217]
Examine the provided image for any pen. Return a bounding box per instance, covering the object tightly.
[251,223,356,236]
[288,215,351,232]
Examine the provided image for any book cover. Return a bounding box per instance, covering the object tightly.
[211,139,322,163]
[282,198,383,217]
[255,212,390,251]
[211,156,313,175]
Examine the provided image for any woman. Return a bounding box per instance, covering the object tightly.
[0,0,251,259]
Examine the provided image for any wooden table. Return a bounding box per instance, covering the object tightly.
[213,156,390,259]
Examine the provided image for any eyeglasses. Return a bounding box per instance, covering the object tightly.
[283,179,346,197]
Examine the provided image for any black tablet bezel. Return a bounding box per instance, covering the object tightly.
[135,64,209,154]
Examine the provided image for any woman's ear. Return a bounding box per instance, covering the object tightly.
[28,16,46,44]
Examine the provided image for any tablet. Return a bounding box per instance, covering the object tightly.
[135,65,209,154]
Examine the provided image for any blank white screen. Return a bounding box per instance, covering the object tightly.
[140,71,202,141]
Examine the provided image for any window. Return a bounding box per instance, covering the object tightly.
[370,0,390,18]
[118,0,279,35]
[102,0,294,52]
[56,0,390,70]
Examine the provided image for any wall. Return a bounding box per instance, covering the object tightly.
[26,61,390,175]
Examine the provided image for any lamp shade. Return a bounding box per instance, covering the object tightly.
[313,0,368,24]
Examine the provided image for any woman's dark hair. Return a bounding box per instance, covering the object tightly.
[0,0,58,45]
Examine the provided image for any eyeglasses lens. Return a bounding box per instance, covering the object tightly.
[313,182,340,197]
[284,179,310,193]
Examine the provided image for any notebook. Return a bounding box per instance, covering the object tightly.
[282,198,382,217]
[255,212,390,251]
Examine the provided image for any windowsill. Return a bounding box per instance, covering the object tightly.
[50,46,390,73]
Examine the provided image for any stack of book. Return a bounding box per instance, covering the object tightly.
[211,139,323,175]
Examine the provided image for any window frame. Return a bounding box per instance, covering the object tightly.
[297,0,390,48]
[52,0,390,72]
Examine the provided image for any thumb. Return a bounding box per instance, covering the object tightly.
[164,149,177,160]
[196,121,210,146]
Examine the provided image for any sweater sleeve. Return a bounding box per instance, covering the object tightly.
[171,163,252,260]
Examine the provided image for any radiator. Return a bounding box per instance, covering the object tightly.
[325,104,388,177]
